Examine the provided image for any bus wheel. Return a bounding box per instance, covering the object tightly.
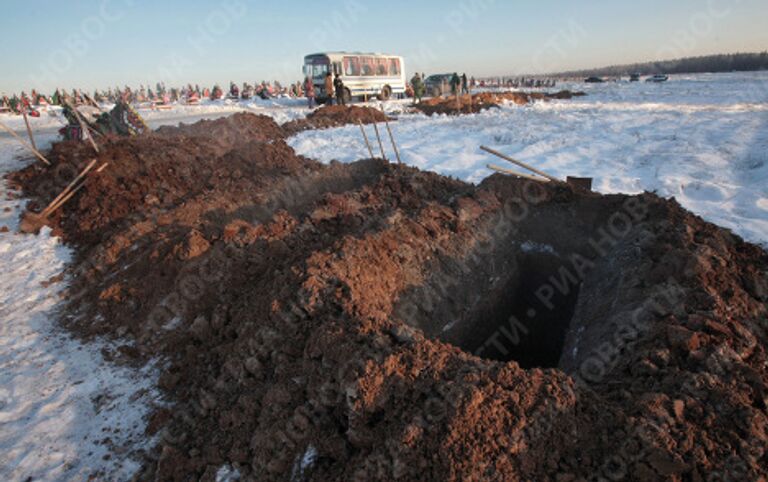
[378,85,392,101]
[343,88,352,104]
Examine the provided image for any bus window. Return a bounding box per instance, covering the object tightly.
[343,56,360,76]
[389,58,401,76]
[361,57,375,76]
[317,64,329,77]
[376,58,388,76]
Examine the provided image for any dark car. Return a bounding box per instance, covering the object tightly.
[424,74,454,97]
[584,76,605,83]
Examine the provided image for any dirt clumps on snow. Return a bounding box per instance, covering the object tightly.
[282,105,391,135]
[7,111,768,481]
[415,90,587,116]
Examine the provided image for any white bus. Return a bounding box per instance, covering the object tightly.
[303,52,406,103]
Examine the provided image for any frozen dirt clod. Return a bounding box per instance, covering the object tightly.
[414,90,587,116]
[7,112,768,481]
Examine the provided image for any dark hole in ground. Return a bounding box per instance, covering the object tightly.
[462,252,581,368]
[397,247,583,369]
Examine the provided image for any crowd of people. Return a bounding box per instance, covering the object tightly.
[302,72,351,109]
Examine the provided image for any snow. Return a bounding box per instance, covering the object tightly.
[144,96,311,126]
[0,134,161,481]
[288,71,768,247]
[520,241,557,254]
[0,96,312,133]
[290,445,317,481]
[215,464,241,482]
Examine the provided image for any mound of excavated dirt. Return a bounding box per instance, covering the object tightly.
[8,112,768,481]
[8,114,294,247]
[155,112,286,148]
[415,90,587,116]
[282,105,391,135]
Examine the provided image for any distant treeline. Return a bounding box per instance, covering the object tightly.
[553,52,768,78]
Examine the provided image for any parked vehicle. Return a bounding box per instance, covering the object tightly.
[424,74,454,97]
[584,76,605,83]
[303,52,406,103]
[646,74,669,83]
[629,73,641,82]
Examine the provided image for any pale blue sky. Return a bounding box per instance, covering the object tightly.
[1,0,766,93]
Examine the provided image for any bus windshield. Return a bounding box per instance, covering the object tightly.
[304,58,330,78]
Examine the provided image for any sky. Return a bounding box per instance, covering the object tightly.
[1,0,766,93]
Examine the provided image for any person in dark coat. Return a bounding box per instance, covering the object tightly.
[461,73,469,94]
[450,72,460,96]
[334,74,346,106]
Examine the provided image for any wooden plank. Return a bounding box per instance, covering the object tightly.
[357,120,374,158]
[480,145,559,182]
[41,158,98,217]
[21,108,37,151]
[382,112,402,164]
[370,114,387,161]
[0,120,51,165]
[45,181,85,216]
[487,163,550,182]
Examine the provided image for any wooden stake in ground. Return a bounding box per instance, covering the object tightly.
[44,161,110,216]
[0,120,51,165]
[370,114,387,161]
[480,145,559,182]
[44,181,86,216]
[381,110,402,164]
[66,101,100,153]
[41,158,98,217]
[487,163,550,182]
[21,107,37,151]
[357,120,374,158]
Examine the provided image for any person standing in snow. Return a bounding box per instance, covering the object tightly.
[304,77,316,109]
[461,73,469,95]
[411,73,425,104]
[450,73,460,96]
[334,74,346,106]
[324,72,334,106]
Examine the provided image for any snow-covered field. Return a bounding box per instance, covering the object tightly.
[290,71,768,247]
[0,134,161,480]
[0,95,310,133]
[0,70,766,480]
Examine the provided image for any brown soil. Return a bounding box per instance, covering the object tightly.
[155,111,286,149]
[282,105,391,135]
[415,90,587,116]
[6,111,768,481]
